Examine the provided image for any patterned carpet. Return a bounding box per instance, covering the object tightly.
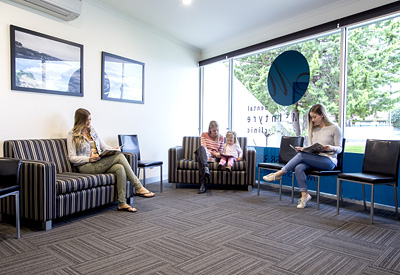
[0,182,399,275]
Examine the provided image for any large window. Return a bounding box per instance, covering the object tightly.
[345,17,400,152]
[202,61,230,133]
[201,15,400,153]
[232,32,340,147]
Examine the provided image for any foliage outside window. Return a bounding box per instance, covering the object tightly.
[201,16,400,153]
[233,31,340,147]
[345,18,400,153]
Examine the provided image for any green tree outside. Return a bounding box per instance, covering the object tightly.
[234,18,400,143]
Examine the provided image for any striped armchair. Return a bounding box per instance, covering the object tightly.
[1,138,137,230]
[168,137,256,189]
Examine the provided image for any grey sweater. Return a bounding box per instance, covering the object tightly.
[311,124,342,165]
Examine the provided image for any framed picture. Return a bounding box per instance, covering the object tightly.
[10,25,83,96]
[101,52,144,104]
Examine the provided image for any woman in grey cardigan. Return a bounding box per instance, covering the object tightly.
[263,104,342,209]
[67,108,155,213]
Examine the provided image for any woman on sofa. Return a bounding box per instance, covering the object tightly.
[195,120,224,194]
[67,108,154,213]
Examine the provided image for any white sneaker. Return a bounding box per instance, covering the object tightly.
[263,172,282,182]
[297,194,312,208]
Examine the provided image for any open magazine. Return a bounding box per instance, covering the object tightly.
[290,143,332,154]
[100,149,121,157]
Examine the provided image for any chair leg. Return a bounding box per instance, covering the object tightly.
[316,177,320,210]
[143,168,146,187]
[257,167,261,196]
[15,192,20,239]
[42,220,52,231]
[370,185,375,224]
[291,172,295,204]
[336,178,340,215]
[394,185,399,220]
[160,165,163,193]
[340,184,344,207]
[362,185,367,211]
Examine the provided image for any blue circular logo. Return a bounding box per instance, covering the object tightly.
[267,50,310,106]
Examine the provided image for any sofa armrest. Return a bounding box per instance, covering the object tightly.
[246,147,257,186]
[122,152,138,176]
[0,159,57,223]
[168,146,183,183]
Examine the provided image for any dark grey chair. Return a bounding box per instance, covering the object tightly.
[337,139,400,224]
[0,158,22,238]
[305,138,346,209]
[118,134,163,192]
[258,136,304,200]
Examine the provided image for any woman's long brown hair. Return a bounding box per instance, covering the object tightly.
[72,108,90,150]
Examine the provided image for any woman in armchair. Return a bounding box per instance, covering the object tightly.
[195,120,224,194]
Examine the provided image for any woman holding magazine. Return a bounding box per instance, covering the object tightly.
[67,108,154,213]
[263,104,342,209]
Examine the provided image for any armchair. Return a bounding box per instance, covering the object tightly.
[168,136,256,189]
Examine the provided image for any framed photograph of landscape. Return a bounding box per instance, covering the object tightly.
[101,52,144,104]
[10,25,83,96]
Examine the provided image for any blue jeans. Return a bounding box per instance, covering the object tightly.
[282,152,335,192]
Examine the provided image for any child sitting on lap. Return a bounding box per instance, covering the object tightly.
[218,131,243,172]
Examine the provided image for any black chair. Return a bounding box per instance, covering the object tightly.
[337,139,400,224]
[118,134,163,192]
[305,138,346,210]
[0,158,22,239]
[258,136,304,201]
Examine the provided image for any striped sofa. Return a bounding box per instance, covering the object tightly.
[168,136,256,189]
[0,138,137,230]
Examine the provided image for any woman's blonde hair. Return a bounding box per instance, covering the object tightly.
[225,131,237,144]
[72,108,90,150]
[308,104,333,142]
[208,120,221,140]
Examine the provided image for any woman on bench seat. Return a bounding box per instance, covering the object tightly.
[67,108,154,213]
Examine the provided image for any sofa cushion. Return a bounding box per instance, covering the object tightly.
[4,139,73,174]
[177,159,246,171]
[56,172,115,195]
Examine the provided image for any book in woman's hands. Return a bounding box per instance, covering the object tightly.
[290,143,332,154]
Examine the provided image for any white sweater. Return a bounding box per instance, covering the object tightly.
[311,124,342,166]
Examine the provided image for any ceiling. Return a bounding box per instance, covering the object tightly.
[94,0,397,58]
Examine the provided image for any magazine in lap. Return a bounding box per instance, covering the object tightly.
[221,153,235,157]
[100,149,121,157]
[290,143,332,154]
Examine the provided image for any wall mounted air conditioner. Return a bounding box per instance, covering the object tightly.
[9,0,82,21]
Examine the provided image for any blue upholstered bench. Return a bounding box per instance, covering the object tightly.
[0,138,137,230]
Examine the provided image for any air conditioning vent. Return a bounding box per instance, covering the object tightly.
[9,0,82,21]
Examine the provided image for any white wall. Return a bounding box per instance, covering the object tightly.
[0,1,200,181]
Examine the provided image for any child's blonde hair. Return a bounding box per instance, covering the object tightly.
[225,131,238,144]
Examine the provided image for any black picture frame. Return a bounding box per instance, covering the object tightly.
[10,25,83,96]
[101,52,144,104]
